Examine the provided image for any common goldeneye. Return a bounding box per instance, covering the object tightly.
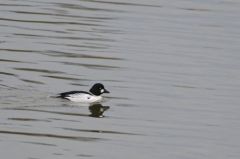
[57,83,110,103]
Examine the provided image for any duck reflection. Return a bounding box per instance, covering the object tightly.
[89,103,110,118]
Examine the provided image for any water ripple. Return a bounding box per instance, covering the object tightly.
[19,79,45,85]
[53,2,124,13]
[44,51,123,60]
[0,72,17,77]
[21,141,56,147]
[0,59,22,63]
[81,0,162,8]
[13,11,117,20]
[8,118,50,122]
[60,127,141,136]
[14,68,63,74]
[0,17,104,26]
[0,130,101,141]
[60,62,121,70]
[42,75,84,81]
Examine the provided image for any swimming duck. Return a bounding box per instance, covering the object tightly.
[57,83,109,103]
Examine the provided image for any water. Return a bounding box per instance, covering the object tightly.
[1,0,240,158]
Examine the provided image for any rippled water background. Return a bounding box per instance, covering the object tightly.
[1,0,240,158]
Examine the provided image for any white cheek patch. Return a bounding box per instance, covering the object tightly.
[101,89,104,93]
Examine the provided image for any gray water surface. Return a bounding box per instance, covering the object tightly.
[1,0,240,159]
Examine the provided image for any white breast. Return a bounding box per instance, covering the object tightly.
[65,93,103,103]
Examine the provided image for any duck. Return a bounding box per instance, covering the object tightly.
[57,83,110,103]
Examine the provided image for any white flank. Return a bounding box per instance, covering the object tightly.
[65,93,102,103]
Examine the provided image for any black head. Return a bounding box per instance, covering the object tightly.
[89,83,110,96]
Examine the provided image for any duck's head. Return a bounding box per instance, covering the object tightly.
[89,83,110,96]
